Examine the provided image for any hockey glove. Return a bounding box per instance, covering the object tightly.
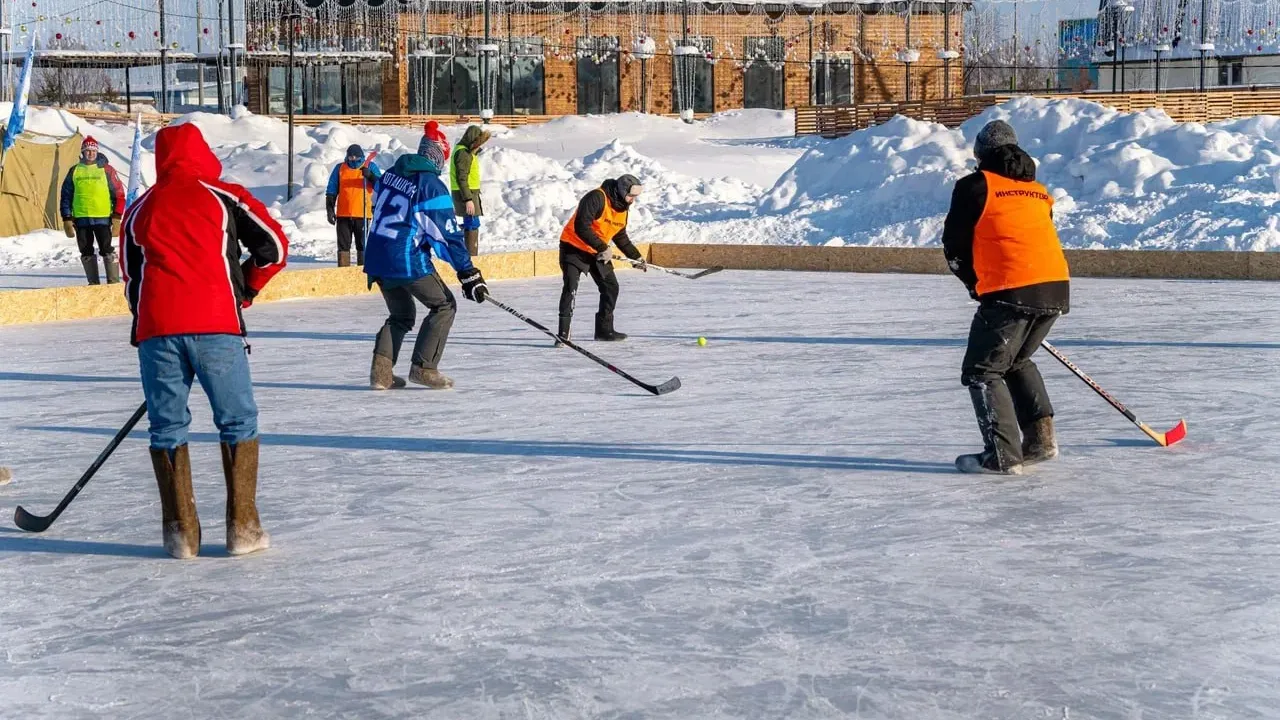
[459,268,488,303]
[595,247,614,264]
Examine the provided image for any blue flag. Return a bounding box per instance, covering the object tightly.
[2,43,35,153]
[126,114,143,207]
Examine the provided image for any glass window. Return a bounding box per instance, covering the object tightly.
[311,65,342,115]
[499,37,545,115]
[267,66,302,114]
[815,55,852,105]
[577,36,620,115]
[672,36,714,114]
[744,37,785,109]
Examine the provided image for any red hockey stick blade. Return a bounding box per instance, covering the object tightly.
[1139,419,1188,447]
[1162,419,1188,446]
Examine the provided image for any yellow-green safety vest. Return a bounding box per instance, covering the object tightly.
[71,163,112,218]
[449,149,481,193]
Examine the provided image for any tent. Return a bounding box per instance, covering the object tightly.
[0,128,84,237]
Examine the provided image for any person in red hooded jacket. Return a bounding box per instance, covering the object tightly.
[120,122,289,560]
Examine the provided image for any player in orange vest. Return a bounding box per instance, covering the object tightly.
[942,120,1071,475]
[326,144,382,267]
[557,174,647,344]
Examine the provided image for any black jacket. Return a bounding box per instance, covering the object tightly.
[941,144,1069,314]
[568,179,642,260]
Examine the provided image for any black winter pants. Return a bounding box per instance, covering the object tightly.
[558,243,619,319]
[961,302,1059,465]
[335,217,367,255]
[373,274,457,370]
[76,223,114,258]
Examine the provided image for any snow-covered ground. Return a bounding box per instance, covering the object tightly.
[6,96,1280,278]
[2,270,1278,718]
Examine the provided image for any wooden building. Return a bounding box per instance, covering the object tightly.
[242,1,966,116]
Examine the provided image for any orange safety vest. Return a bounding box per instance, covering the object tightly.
[335,164,373,218]
[561,189,629,254]
[972,171,1070,296]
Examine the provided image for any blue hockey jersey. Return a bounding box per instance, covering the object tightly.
[363,153,474,283]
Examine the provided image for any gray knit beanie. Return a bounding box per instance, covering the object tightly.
[417,135,446,168]
[974,120,1018,161]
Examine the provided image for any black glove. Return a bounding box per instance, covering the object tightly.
[967,286,979,302]
[628,254,647,271]
[459,268,488,304]
[325,196,337,225]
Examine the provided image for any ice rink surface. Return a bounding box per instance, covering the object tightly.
[1,270,1278,719]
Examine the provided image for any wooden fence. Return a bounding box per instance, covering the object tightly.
[795,89,1280,137]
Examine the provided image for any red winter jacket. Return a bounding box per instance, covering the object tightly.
[121,123,288,346]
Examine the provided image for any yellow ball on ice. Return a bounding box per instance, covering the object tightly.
[697,336,707,347]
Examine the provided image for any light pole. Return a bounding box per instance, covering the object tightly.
[227,0,239,108]
[1197,0,1212,91]
[159,0,168,113]
[1120,4,1135,92]
[285,1,301,200]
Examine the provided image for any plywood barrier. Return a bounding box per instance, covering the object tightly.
[650,244,1280,282]
[3,243,1278,328]
[0,245,650,328]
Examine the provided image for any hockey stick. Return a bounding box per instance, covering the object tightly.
[1041,341,1187,447]
[14,402,148,533]
[616,256,724,280]
[484,296,681,396]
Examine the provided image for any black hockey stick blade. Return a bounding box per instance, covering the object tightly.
[485,296,681,396]
[14,401,148,533]
[649,376,682,395]
[688,266,725,279]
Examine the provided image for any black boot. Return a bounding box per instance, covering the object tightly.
[956,380,1024,475]
[594,311,627,341]
[554,315,572,348]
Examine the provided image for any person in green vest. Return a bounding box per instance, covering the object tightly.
[450,125,491,257]
[60,136,125,285]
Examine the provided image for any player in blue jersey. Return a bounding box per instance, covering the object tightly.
[364,131,488,390]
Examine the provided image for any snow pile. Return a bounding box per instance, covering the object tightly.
[763,96,1280,251]
[7,97,1280,272]
[1,105,785,267]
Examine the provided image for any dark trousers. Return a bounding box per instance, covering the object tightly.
[336,217,367,255]
[961,303,1059,466]
[76,223,113,258]
[374,274,457,370]
[558,244,619,320]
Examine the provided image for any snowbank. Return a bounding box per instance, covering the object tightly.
[6,97,1280,271]
[763,97,1280,251]
[1,105,790,268]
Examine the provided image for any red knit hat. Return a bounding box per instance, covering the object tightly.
[81,136,99,151]
[423,120,450,160]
